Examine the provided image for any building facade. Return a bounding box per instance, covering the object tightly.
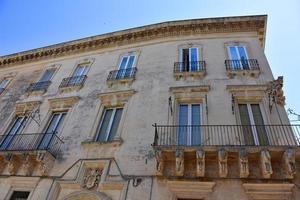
[0,15,299,200]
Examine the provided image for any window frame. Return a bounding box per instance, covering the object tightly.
[9,191,30,200]
[38,68,57,83]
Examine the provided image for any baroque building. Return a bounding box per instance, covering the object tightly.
[0,15,299,200]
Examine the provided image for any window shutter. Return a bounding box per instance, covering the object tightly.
[251,104,269,145]
[238,104,255,145]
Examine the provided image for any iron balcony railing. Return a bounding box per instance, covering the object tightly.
[225,59,259,71]
[0,133,64,157]
[59,75,87,88]
[153,124,300,147]
[26,81,51,92]
[107,67,137,81]
[174,61,206,73]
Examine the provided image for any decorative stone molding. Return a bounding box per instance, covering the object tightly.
[155,150,164,176]
[0,15,266,67]
[226,68,260,79]
[48,96,80,110]
[36,151,55,176]
[20,153,35,176]
[196,149,205,177]
[218,149,228,177]
[81,168,103,190]
[15,101,41,115]
[267,76,286,106]
[98,90,136,107]
[167,181,215,199]
[62,191,112,200]
[175,150,184,176]
[260,150,272,178]
[170,85,210,103]
[227,84,267,103]
[239,149,249,178]
[174,70,206,81]
[282,148,296,179]
[4,153,20,175]
[243,183,294,200]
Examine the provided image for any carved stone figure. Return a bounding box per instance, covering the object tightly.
[267,76,285,106]
[196,150,205,177]
[283,149,296,179]
[175,150,184,176]
[82,168,103,190]
[261,150,272,178]
[155,150,164,175]
[5,153,19,175]
[21,153,34,176]
[36,152,55,176]
[218,149,228,177]
[239,149,249,178]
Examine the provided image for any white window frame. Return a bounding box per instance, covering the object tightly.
[38,68,56,83]
[227,46,250,69]
[73,63,90,77]
[179,48,199,71]
[44,112,67,134]
[118,55,136,70]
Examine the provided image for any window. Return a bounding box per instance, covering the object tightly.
[0,78,10,94]
[38,112,66,149]
[0,116,28,150]
[116,55,135,79]
[238,104,268,145]
[73,63,89,77]
[9,191,30,200]
[227,46,249,70]
[96,108,123,142]
[177,104,202,145]
[39,68,56,82]
[180,48,199,71]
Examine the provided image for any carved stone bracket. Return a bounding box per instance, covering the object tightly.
[81,168,103,190]
[155,150,164,176]
[48,96,80,110]
[218,149,228,178]
[239,149,249,178]
[196,150,205,177]
[21,153,35,176]
[282,148,296,179]
[260,150,272,178]
[175,150,184,176]
[36,151,55,176]
[267,76,285,107]
[4,153,20,175]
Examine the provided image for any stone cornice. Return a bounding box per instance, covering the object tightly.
[0,15,267,68]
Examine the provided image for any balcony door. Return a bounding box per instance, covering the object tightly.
[70,64,89,85]
[177,104,201,146]
[227,46,249,70]
[38,112,66,150]
[39,69,55,82]
[180,48,199,71]
[238,104,269,145]
[0,116,28,150]
[116,55,135,79]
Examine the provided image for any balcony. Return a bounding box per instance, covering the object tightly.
[107,67,137,87]
[152,124,300,180]
[0,133,63,176]
[174,61,206,80]
[26,81,51,95]
[225,59,260,78]
[59,75,87,93]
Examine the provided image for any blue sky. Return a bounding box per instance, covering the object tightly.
[0,0,300,121]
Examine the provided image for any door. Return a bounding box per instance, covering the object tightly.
[38,112,66,149]
[180,48,199,71]
[116,55,135,79]
[39,69,55,82]
[227,46,249,70]
[178,104,201,145]
[70,64,89,85]
[238,104,268,145]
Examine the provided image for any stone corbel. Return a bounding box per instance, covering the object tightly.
[175,150,184,176]
[260,150,272,178]
[239,149,249,178]
[218,149,228,178]
[282,149,296,179]
[21,153,34,176]
[4,153,20,175]
[36,151,55,176]
[15,101,41,115]
[155,150,164,176]
[196,150,205,177]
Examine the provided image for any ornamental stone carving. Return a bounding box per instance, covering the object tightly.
[260,150,272,178]
[4,153,19,175]
[218,149,228,178]
[36,152,55,176]
[175,150,184,176]
[81,168,103,190]
[21,153,34,176]
[239,149,249,178]
[196,150,205,177]
[282,149,296,179]
[267,76,285,106]
[155,150,164,175]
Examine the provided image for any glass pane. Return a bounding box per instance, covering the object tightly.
[116,57,128,79]
[251,104,269,145]
[108,108,123,141]
[97,109,113,142]
[182,49,189,71]
[229,46,240,69]
[238,104,255,145]
[190,48,198,71]
[39,69,55,82]
[178,105,188,145]
[238,47,249,70]
[127,56,135,69]
[0,79,9,88]
[191,104,201,145]
[73,66,86,77]
[119,57,128,70]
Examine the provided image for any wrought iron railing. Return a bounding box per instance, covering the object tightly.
[174,61,206,73]
[153,124,300,147]
[27,81,51,92]
[59,75,87,88]
[225,59,259,71]
[0,133,64,157]
[107,67,137,81]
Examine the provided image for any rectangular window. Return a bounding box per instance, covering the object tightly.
[227,46,249,70]
[39,68,56,82]
[180,48,199,72]
[177,104,201,145]
[9,191,30,200]
[116,55,135,79]
[38,112,66,149]
[0,78,10,94]
[238,104,268,145]
[0,116,28,150]
[96,108,123,142]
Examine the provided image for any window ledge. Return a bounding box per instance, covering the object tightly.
[81,138,123,148]
[174,71,206,80]
[59,85,83,93]
[26,89,47,97]
[226,69,260,78]
[107,78,135,87]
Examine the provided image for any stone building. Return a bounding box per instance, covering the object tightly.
[0,15,299,200]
